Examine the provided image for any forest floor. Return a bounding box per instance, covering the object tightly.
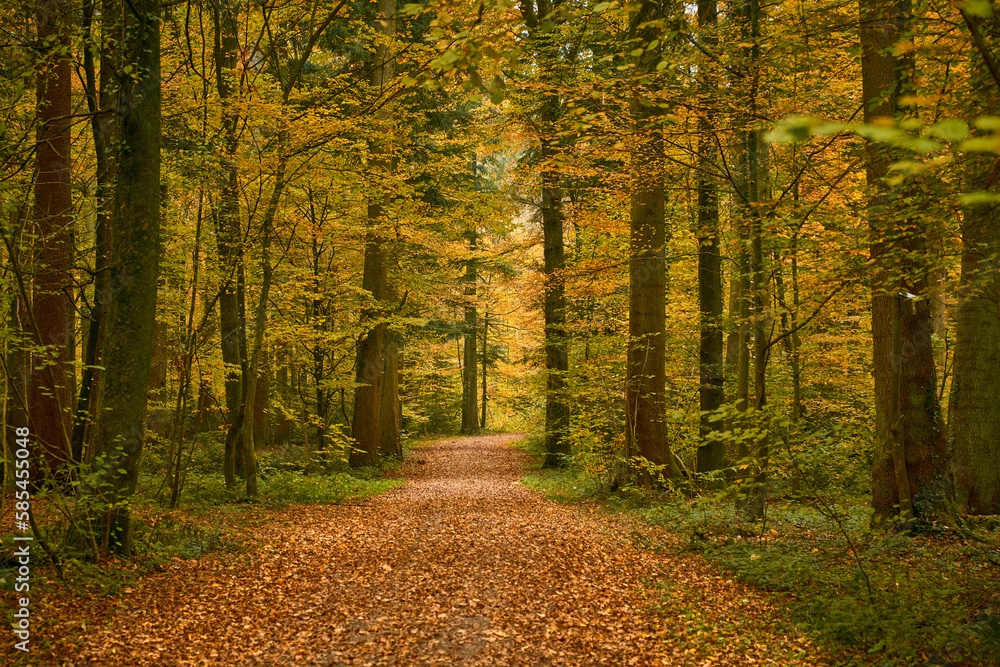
[5,434,827,666]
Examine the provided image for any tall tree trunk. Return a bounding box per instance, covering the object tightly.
[732,0,772,516]
[350,0,395,467]
[950,12,1000,515]
[950,200,1000,515]
[480,312,488,430]
[212,0,247,489]
[31,0,74,473]
[748,128,771,518]
[539,86,569,467]
[695,0,724,477]
[519,0,570,467]
[746,0,771,514]
[540,119,569,467]
[379,330,402,457]
[861,0,948,522]
[241,174,284,496]
[461,232,480,435]
[87,0,161,554]
[625,0,671,480]
[308,230,328,449]
[74,0,116,464]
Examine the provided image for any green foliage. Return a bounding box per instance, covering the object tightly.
[631,496,1000,666]
[564,347,627,489]
[520,467,599,503]
[256,471,403,506]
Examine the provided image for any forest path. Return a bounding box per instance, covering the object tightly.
[62,435,821,666]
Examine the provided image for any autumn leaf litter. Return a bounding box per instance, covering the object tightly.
[37,435,824,666]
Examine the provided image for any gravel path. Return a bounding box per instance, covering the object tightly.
[44,434,821,666]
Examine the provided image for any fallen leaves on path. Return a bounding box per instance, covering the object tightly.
[6,435,827,666]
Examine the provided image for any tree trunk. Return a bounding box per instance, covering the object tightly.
[86,0,161,554]
[480,312,489,430]
[518,0,570,467]
[950,199,1000,515]
[861,0,948,522]
[461,232,480,435]
[748,127,771,518]
[380,330,402,458]
[74,0,117,464]
[625,0,671,480]
[212,0,247,489]
[695,0,724,477]
[350,0,395,467]
[30,0,75,474]
[241,213,276,498]
[308,230,328,449]
[950,15,1000,514]
[540,91,569,467]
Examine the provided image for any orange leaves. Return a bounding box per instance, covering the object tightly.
[4,435,830,666]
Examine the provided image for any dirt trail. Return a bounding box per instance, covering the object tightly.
[47,435,820,666]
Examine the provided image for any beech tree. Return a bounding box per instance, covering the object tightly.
[461,229,480,434]
[694,0,724,477]
[211,0,249,489]
[625,0,673,480]
[950,8,1000,515]
[351,0,397,467]
[517,0,571,467]
[29,0,74,473]
[85,0,162,553]
[860,0,948,523]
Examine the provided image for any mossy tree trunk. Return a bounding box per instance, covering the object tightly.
[950,11,1000,515]
[87,0,161,555]
[212,0,248,489]
[861,0,948,523]
[695,0,725,477]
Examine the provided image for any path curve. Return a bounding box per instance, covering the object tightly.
[55,435,819,666]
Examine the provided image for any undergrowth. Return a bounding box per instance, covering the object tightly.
[520,453,1000,667]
